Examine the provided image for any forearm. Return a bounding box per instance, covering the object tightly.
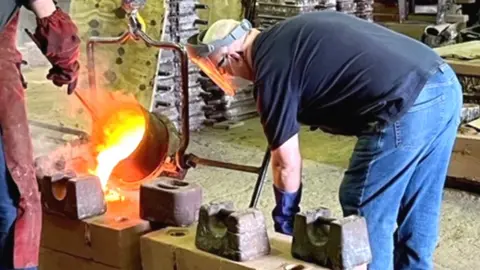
[269,133,302,234]
[26,0,56,18]
[270,133,302,192]
[272,158,302,192]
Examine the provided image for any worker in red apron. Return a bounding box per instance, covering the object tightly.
[0,1,80,269]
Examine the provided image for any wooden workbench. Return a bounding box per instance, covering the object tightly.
[435,41,480,104]
[435,41,480,77]
[435,41,480,193]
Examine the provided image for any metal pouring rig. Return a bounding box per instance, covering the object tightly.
[87,0,271,208]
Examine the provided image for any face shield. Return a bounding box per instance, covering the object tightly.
[185,19,252,96]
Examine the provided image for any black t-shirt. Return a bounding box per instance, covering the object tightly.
[0,0,22,33]
[252,11,444,150]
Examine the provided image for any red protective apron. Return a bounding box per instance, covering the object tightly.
[0,11,42,268]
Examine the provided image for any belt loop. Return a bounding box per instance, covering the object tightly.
[438,62,448,73]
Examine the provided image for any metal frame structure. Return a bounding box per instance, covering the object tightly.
[86,3,271,209]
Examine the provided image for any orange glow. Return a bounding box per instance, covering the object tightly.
[190,56,236,96]
[104,187,127,202]
[93,108,146,185]
[83,90,148,202]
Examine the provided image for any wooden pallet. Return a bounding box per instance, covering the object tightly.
[434,42,480,194]
[446,134,480,194]
[436,42,480,104]
[435,41,480,77]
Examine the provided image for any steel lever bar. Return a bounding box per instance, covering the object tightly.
[185,147,271,208]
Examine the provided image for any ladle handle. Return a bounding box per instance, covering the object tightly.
[74,91,99,121]
[67,78,78,95]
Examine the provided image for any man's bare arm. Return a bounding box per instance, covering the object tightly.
[271,133,302,192]
[27,0,56,18]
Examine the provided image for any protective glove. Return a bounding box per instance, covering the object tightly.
[33,8,80,94]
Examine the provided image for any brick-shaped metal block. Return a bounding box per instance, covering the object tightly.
[461,103,480,123]
[292,208,372,269]
[168,1,196,12]
[34,155,65,182]
[40,173,106,220]
[328,215,372,270]
[292,207,333,266]
[152,105,180,120]
[157,72,201,90]
[195,201,271,262]
[140,179,203,227]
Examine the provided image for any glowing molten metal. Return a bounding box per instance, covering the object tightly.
[90,103,147,202]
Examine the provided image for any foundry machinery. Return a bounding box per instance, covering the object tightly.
[84,0,271,208]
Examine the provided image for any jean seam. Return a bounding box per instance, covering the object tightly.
[357,129,384,214]
[407,93,445,113]
[394,122,401,147]
[422,80,455,90]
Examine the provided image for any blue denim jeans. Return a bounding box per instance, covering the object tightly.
[339,63,462,270]
[0,135,33,270]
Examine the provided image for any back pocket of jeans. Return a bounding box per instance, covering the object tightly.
[407,91,445,113]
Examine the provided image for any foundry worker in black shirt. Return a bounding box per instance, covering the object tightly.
[185,11,462,269]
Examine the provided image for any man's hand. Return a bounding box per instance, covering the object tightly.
[30,2,80,94]
[271,133,302,192]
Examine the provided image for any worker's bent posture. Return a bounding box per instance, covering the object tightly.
[186,11,462,270]
[0,1,80,269]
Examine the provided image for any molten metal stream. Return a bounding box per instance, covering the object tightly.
[94,109,146,186]
[87,28,190,168]
[83,11,191,202]
[89,101,148,202]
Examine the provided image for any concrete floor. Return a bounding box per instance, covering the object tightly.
[25,67,480,269]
